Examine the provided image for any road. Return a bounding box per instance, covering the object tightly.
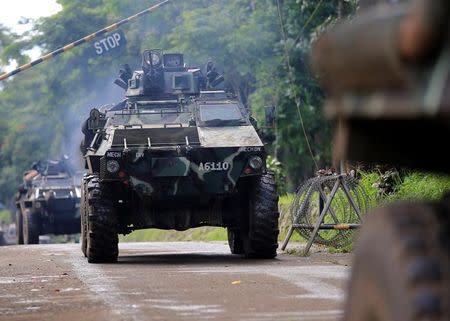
[0,242,351,321]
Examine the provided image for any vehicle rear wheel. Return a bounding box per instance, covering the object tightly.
[22,209,40,244]
[85,176,118,263]
[344,202,450,321]
[244,173,279,259]
[227,228,244,254]
[15,210,24,245]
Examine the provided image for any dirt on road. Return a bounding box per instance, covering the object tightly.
[0,242,351,321]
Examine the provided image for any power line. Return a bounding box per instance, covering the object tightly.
[292,0,325,47]
[276,0,319,171]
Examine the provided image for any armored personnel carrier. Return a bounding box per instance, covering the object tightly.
[80,50,279,263]
[312,0,449,320]
[15,159,81,244]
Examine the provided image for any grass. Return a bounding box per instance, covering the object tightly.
[386,172,450,202]
[358,171,381,206]
[278,193,306,242]
[121,226,228,242]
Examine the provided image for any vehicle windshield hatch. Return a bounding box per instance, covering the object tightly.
[199,104,246,126]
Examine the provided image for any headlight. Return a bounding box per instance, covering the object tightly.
[106,160,120,173]
[248,156,263,170]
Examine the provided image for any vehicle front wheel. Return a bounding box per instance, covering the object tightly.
[85,176,118,263]
[244,173,279,259]
[22,209,40,244]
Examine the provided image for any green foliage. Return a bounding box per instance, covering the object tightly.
[358,171,381,207]
[0,24,25,67]
[278,193,305,242]
[386,172,450,202]
[267,155,287,195]
[265,0,357,190]
[0,209,12,224]
[169,0,280,106]
[358,170,450,204]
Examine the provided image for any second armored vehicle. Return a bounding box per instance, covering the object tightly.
[15,159,82,244]
[80,50,279,263]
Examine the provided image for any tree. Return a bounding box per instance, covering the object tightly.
[270,0,357,189]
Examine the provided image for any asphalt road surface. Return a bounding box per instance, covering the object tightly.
[0,242,351,321]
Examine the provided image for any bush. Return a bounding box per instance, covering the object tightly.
[267,156,287,195]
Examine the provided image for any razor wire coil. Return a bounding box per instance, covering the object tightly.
[289,174,371,248]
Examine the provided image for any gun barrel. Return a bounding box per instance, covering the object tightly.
[0,0,170,82]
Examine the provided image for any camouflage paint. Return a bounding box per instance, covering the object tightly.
[105,145,264,199]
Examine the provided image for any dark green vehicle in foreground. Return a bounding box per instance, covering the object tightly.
[80,50,279,263]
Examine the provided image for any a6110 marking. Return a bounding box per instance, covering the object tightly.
[198,162,230,172]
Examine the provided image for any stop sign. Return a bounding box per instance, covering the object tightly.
[92,30,127,57]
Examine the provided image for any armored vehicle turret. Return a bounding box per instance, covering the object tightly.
[15,159,81,244]
[80,50,279,263]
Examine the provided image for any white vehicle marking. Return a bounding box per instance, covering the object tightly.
[198,162,230,172]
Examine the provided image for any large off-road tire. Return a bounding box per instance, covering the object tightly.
[85,176,118,263]
[243,173,279,259]
[227,228,245,254]
[22,209,40,245]
[80,177,88,257]
[344,202,450,321]
[15,210,24,245]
